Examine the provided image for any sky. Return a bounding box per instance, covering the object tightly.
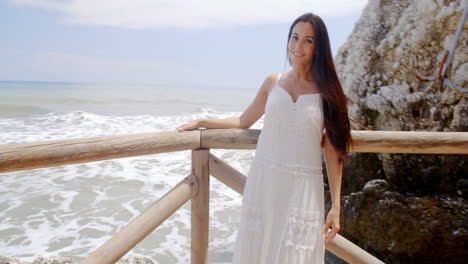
[1,0,368,89]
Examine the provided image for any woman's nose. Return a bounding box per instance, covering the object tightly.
[294,41,304,51]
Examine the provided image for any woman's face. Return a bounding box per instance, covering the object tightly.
[288,21,316,67]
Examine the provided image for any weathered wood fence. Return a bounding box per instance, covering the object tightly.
[1,129,467,264]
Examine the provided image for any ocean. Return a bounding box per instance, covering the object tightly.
[0,80,263,263]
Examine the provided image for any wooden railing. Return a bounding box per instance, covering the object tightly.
[1,129,467,264]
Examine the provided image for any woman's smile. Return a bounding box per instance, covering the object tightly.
[293,51,305,57]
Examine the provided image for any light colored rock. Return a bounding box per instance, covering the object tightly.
[335,0,467,132]
[0,255,157,264]
[31,257,72,264]
[0,256,20,264]
[122,256,155,264]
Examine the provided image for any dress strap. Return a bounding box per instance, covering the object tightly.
[277,73,282,85]
[269,73,282,96]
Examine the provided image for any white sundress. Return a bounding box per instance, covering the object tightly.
[232,72,326,264]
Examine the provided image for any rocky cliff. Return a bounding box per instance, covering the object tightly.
[326,0,467,263]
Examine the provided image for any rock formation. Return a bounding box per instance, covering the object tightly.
[336,0,467,132]
[324,0,468,263]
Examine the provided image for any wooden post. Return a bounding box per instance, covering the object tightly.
[191,148,210,264]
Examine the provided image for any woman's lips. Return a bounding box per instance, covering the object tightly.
[293,52,304,57]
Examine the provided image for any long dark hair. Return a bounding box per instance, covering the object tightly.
[286,12,353,163]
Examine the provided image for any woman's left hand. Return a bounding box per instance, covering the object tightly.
[322,206,340,243]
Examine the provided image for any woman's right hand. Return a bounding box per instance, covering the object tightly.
[176,119,203,132]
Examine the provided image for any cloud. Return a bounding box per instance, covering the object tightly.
[7,0,367,29]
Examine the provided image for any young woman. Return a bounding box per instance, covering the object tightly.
[176,12,352,264]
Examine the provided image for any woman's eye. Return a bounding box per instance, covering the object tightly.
[307,40,313,44]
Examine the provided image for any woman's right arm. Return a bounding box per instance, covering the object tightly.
[176,74,277,131]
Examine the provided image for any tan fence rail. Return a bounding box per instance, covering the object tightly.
[1,129,467,264]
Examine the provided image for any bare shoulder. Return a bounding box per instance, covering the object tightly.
[259,73,281,96]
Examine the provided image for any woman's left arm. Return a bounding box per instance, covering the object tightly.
[322,133,343,242]
[324,133,343,210]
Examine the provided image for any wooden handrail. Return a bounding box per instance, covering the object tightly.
[326,234,386,264]
[0,130,200,173]
[1,130,467,173]
[346,130,467,154]
[209,153,246,194]
[201,129,468,154]
[81,174,198,264]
